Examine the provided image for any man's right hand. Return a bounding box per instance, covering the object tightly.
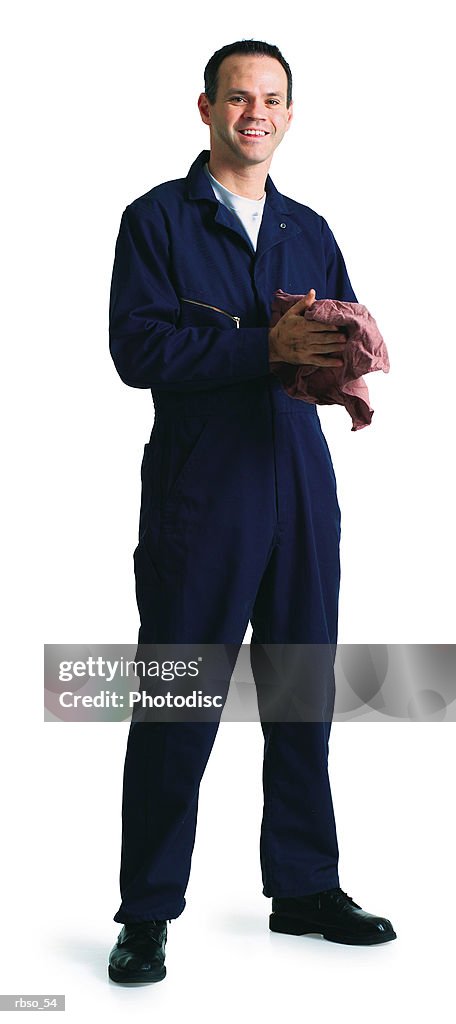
[268,289,347,367]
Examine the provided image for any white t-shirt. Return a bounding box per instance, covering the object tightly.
[204,162,266,251]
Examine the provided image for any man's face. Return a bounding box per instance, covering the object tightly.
[198,54,293,169]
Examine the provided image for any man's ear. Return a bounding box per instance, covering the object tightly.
[285,100,294,131]
[198,93,211,126]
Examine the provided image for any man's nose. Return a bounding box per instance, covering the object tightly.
[242,99,267,120]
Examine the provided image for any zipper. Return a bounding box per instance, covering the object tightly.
[180,297,240,328]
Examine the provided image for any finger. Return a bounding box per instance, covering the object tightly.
[302,356,345,367]
[315,343,347,354]
[292,332,347,347]
[307,322,343,333]
[291,339,346,356]
[318,335,347,347]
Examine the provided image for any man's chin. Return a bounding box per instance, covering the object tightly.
[232,142,273,165]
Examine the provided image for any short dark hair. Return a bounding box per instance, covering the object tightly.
[204,39,292,108]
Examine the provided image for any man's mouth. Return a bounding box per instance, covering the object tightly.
[238,129,269,137]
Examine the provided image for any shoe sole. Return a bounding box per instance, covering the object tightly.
[108,964,166,984]
[269,913,397,945]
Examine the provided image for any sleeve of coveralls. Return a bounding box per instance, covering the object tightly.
[320,217,358,303]
[109,202,271,391]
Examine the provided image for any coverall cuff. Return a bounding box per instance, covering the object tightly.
[237,327,271,378]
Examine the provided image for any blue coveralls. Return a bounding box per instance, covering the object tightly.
[109,150,358,923]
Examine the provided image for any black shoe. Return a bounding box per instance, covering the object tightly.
[108,920,167,983]
[269,888,397,945]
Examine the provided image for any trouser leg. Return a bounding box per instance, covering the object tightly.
[114,719,220,922]
[257,718,339,896]
[250,405,341,896]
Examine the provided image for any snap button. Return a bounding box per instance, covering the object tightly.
[279,222,287,229]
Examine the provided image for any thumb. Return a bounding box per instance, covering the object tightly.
[303,288,316,307]
[287,289,316,315]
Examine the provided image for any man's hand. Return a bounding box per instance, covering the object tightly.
[268,289,347,367]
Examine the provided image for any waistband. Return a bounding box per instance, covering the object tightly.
[151,375,318,419]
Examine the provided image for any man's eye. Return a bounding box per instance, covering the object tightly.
[229,96,246,103]
[267,99,280,105]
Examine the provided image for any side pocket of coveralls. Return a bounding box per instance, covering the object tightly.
[139,418,216,543]
[158,416,214,516]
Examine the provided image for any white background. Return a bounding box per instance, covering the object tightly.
[2,0,455,1020]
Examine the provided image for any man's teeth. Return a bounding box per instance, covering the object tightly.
[239,130,267,136]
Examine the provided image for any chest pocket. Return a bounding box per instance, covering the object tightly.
[178,296,240,329]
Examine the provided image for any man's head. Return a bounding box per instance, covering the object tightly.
[198,40,293,173]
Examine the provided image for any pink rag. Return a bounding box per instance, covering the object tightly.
[270,291,390,431]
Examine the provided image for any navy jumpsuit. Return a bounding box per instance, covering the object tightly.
[109,150,358,923]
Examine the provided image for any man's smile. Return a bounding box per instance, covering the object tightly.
[237,128,270,138]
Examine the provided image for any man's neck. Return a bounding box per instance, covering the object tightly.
[207,155,269,200]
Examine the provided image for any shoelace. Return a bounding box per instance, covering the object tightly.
[122,920,166,946]
[323,887,357,906]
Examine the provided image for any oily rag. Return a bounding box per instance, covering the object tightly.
[270,290,390,430]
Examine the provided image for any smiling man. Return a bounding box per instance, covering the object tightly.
[108,39,396,985]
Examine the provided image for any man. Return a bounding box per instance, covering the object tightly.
[108,39,396,985]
